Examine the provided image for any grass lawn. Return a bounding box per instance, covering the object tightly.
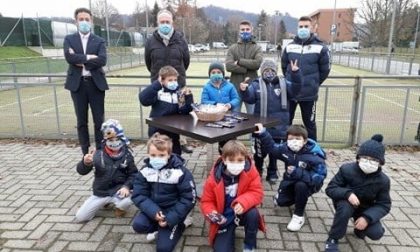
[0,61,419,145]
[0,46,41,60]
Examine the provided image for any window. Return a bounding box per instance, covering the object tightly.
[338,13,341,18]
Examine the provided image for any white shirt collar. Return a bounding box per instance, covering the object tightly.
[79,31,91,39]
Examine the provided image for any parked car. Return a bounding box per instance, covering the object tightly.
[194,43,210,52]
[212,42,228,49]
[188,44,198,53]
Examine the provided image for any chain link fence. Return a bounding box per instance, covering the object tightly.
[0,73,419,146]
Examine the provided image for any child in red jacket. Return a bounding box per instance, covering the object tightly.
[200,140,265,252]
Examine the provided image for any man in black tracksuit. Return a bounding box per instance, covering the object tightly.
[324,134,391,252]
[281,16,330,141]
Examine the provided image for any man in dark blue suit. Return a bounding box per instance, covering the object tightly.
[64,8,108,155]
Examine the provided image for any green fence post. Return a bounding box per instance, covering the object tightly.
[349,76,362,146]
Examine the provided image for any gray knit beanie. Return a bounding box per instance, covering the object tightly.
[260,59,278,74]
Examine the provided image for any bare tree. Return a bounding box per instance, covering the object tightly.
[355,0,418,48]
[91,0,120,27]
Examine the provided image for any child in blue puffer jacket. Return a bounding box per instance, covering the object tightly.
[254,124,327,232]
[131,132,196,251]
[201,61,240,153]
[240,59,301,184]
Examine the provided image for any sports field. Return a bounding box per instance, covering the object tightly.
[0,61,419,145]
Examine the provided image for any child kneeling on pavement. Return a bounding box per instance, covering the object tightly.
[254,123,327,232]
[324,134,391,252]
[75,119,138,222]
[131,133,196,251]
[200,140,266,252]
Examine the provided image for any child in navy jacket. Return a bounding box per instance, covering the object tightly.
[254,124,327,232]
[240,59,301,183]
[132,132,196,251]
[139,65,193,155]
[324,135,391,252]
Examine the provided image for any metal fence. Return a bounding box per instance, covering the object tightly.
[332,52,420,76]
[0,73,419,146]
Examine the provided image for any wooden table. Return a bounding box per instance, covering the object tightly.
[145,112,279,144]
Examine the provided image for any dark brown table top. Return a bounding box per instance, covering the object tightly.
[145,112,279,144]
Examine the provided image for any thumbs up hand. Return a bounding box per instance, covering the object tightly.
[83,148,95,166]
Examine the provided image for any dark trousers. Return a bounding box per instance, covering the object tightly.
[254,139,282,179]
[70,78,105,155]
[289,100,317,141]
[132,212,186,252]
[213,207,259,252]
[328,200,385,241]
[275,181,311,216]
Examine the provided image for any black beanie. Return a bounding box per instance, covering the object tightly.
[357,134,385,165]
[208,61,225,77]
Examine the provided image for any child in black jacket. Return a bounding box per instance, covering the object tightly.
[75,119,138,222]
[139,65,193,155]
[324,134,391,252]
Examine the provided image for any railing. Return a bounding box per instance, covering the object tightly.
[0,73,419,146]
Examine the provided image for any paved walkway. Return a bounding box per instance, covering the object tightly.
[0,142,419,252]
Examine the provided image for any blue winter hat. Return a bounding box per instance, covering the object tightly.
[101,119,130,145]
[357,134,385,165]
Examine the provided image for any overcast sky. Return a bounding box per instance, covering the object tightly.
[1,0,419,18]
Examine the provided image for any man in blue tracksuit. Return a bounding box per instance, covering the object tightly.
[282,16,330,141]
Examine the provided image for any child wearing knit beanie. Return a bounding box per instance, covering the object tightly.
[324,134,391,252]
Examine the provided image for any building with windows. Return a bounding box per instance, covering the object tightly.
[308,8,356,43]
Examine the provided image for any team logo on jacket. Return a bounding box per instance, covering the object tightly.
[274,88,281,96]
[161,169,173,180]
[298,161,307,169]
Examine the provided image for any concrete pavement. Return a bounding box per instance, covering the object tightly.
[0,142,419,252]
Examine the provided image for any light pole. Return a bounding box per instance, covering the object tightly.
[386,0,397,74]
[145,0,149,39]
[104,0,111,46]
[274,10,279,45]
[413,7,419,56]
[330,0,337,61]
[258,23,263,41]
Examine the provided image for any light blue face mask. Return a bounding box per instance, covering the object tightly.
[78,21,91,34]
[210,73,224,83]
[167,81,178,91]
[159,24,173,35]
[297,27,310,40]
[149,157,168,170]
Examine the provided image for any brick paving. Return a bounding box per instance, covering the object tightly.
[0,142,419,252]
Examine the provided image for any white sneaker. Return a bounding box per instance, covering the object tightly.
[243,248,255,252]
[146,231,158,242]
[183,215,193,228]
[287,214,305,232]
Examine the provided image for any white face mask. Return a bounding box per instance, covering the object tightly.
[225,161,245,176]
[358,158,379,174]
[287,139,304,152]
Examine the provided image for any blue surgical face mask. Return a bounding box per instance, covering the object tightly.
[297,27,310,40]
[78,21,91,34]
[167,81,178,91]
[210,73,224,83]
[149,157,168,170]
[240,32,252,42]
[159,24,173,35]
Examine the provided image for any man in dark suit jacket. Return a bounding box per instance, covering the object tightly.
[64,7,108,155]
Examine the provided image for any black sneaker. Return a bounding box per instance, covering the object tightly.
[324,238,339,252]
[181,145,193,154]
[354,229,365,240]
[265,175,278,185]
